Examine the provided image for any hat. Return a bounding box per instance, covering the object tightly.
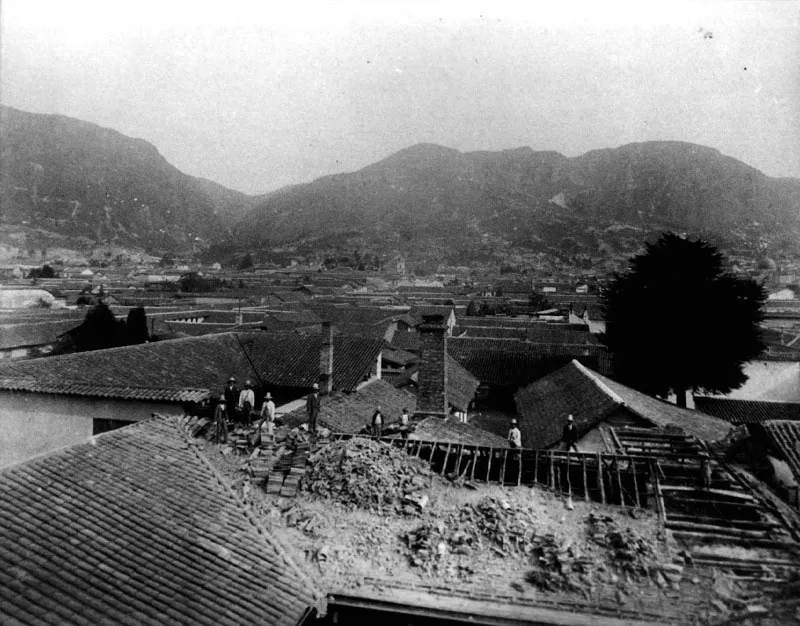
[265,392,272,399]
[227,377,235,383]
[511,419,517,425]
[245,380,252,387]
[567,414,574,422]
[312,383,319,390]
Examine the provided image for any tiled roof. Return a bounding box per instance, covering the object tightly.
[0,319,82,350]
[382,347,418,366]
[407,416,509,447]
[0,415,317,626]
[514,360,732,448]
[762,420,800,484]
[282,378,417,433]
[448,338,612,387]
[238,332,384,392]
[0,378,209,402]
[447,355,480,412]
[0,333,259,400]
[693,397,800,424]
[452,325,599,344]
[389,331,421,352]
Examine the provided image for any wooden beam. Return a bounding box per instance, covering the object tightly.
[549,451,555,489]
[470,448,478,481]
[517,450,523,487]
[597,452,606,505]
[533,450,539,485]
[500,449,508,485]
[630,456,641,508]
[486,447,494,483]
[665,520,770,539]
[455,444,466,476]
[441,442,453,476]
[582,455,589,502]
[615,458,625,506]
[414,440,423,458]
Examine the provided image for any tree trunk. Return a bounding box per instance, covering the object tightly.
[675,386,687,408]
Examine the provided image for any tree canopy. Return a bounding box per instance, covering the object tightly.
[602,232,766,407]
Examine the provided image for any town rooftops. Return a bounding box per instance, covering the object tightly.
[0,319,81,350]
[0,415,318,626]
[693,397,800,424]
[515,360,732,448]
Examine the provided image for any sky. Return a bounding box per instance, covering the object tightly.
[1,1,798,194]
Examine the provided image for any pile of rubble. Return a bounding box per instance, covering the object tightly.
[585,512,661,580]
[301,438,433,514]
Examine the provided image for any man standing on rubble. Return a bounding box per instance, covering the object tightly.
[372,405,383,439]
[238,380,255,425]
[259,392,276,442]
[562,414,579,452]
[213,396,228,444]
[306,383,320,436]
[508,418,522,449]
[223,377,238,423]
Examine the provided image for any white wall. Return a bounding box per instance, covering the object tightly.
[0,392,182,468]
[726,361,800,402]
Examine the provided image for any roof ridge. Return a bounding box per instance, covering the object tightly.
[168,414,325,606]
[570,359,626,407]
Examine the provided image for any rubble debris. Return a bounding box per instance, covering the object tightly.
[585,513,661,580]
[302,438,434,514]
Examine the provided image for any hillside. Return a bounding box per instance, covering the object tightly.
[0,106,256,252]
[232,141,800,261]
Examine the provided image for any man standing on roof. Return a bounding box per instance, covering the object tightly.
[213,396,228,444]
[238,380,255,425]
[508,419,522,449]
[372,405,383,439]
[259,392,276,442]
[306,383,320,437]
[223,377,238,423]
[562,414,579,452]
[399,407,410,440]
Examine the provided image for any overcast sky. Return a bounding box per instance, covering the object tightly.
[1,1,798,194]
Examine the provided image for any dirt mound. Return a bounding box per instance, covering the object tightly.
[302,438,434,514]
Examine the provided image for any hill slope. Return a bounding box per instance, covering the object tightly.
[235,141,800,254]
[0,106,256,250]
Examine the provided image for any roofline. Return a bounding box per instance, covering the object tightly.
[0,380,210,403]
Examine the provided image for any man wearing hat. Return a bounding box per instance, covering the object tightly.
[259,392,276,442]
[508,418,522,449]
[213,393,228,444]
[223,376,238,423]
[306,383,321,436]
[238,380,255,425]
[562,414,579,452]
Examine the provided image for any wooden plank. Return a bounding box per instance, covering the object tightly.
[666,514,780,530]
[630,456,641,508]
[665,520,770,539]
[659,485,756,501]
[500,449,508,485]
[549,451,555,489]
[565,450,572,496]
[615,457,625,506]
[455,444,466,476]
[414,440,423,458]
[597,452,606,505]
[486,447,494,483]
[610,427,624,453]
[533,450,539,485]
[470,448,478,481]
[582,455,589,502]
[441,442,453,476]
[517,449,523,487]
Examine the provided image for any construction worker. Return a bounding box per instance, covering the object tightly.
[399,407,410,440]
[213,397,228,444]
[259,392,276,442]
[238,380,255,425]
[306,383,320,436]
[562,414,579,452]
[372,405,383,439]
[223,377,238,423]
[508,418,522,449]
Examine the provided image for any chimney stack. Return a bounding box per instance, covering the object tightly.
[414,314,448,418]
[319,321,334,394]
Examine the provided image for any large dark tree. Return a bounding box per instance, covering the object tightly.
[602,233,766,407]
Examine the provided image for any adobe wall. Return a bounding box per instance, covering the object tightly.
[0,392,180,468]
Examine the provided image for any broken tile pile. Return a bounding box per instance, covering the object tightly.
[585,513,661,580]
[301,438,433,514]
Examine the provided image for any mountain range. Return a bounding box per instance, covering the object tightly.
[2,105,799,260]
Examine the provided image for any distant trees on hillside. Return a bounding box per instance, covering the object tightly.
[602,232,766,407]
[27,264,57,279]
[178,272,223,293]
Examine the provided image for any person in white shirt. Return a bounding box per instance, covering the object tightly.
[238,380,255,424]
[508,419,522,449]
[259,392,276,442]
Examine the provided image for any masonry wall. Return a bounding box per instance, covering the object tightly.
[416,320,447,416]
[0,392,180,468]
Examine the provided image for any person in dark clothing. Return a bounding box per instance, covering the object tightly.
[372,405,383,439]
[562,414,579,452]
[306,383,320,436]
[213,398,228,444]
[223,377,238,423]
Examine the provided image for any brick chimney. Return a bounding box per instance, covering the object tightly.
[319,321,334,394]
[415,314,448,418]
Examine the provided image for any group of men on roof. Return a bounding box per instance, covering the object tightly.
[212,376,275,444]
[507,414,579,451]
